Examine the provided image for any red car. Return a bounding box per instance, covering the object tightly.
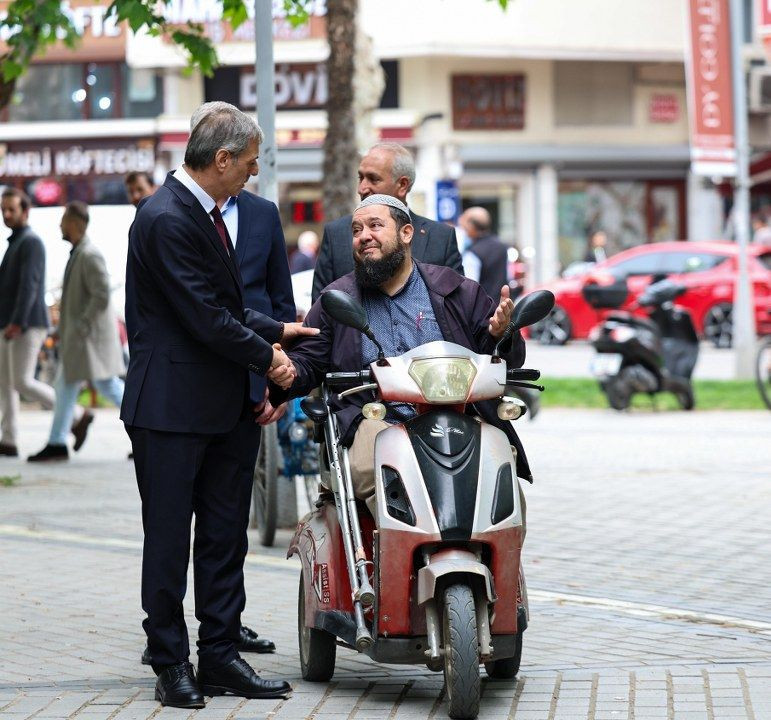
[529,241,771,347]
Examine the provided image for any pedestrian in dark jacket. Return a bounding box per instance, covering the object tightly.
[458,206,509,300]
[269,195,532,520]
[0,188,54,457]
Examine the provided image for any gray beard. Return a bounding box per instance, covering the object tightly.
[354,244,407,289]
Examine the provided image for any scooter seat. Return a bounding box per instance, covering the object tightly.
[606,312,658,334]
[301,397,329,424]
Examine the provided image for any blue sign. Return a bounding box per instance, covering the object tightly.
[436,180,460,224]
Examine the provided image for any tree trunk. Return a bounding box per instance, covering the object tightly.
[322,0,358,221]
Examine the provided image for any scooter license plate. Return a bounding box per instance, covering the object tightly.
[591,353,623,377]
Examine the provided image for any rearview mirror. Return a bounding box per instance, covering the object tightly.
[510,290,556,331]
[321,289,386,362]
[321,289,370,332]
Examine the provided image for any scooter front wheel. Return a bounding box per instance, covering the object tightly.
[442,583,481,720]
[298,572,336,681]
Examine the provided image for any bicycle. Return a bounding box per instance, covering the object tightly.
[756,333,771,410]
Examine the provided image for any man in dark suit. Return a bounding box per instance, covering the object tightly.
[123,103,315,709]
[137,160,296,666]
[311,142,464,302]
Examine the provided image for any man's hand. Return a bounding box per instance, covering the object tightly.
[282,322,320,343]
[488,285,515,339]
[254,396,288,425]
[269,343,296,389]
[3,324,22,340]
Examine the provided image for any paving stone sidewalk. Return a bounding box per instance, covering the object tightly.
[1,408,769,719]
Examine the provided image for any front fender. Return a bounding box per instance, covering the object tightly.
[417,549,496,605]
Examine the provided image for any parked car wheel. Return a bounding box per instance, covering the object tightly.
[703,302,733,348]
[529,306,571,345]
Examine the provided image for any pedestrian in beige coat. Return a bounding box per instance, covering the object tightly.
[28,201,125,462]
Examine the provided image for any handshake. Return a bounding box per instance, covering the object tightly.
[267,321,319,389]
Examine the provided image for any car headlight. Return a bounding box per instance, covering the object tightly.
[408,357,477,403]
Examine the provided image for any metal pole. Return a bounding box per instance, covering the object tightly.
[729,0,756,377]
[254,0,278,207]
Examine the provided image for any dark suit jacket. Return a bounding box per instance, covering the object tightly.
[235,190,296,402]
[0,226,49,330]
[121,173,283,434]
[272,262,533,482]
[468,234,509,301]
[311,211,463,302]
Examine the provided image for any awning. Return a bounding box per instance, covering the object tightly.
[459,144,691,179]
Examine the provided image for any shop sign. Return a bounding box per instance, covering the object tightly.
[759,0,771,62]
[240,64,327,109]
[436,180,460,224]
[685,0,736,177]
[649,93,680,123]
[162,0,326,44]
[0,140,155,179]
[451,74,525,131]
[0,0,125,61]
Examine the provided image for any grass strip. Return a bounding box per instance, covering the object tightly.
[539,377,766,410]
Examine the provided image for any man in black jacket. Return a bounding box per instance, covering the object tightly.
[123,104,315,708]
[0,188,55,457]
[458,206,509,301]
[311,143,464,302]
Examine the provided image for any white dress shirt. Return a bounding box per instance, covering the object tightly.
[173,166,240,247]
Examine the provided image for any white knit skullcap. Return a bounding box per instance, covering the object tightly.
[354,194,410,218]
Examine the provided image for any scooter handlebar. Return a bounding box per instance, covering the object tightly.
[507,368,541,382]
[325,370,374,389]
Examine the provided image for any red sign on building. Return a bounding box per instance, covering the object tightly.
[452,75,526,131]
[759,0,771,61]
[649,93,680,123]
[685,0,736,177]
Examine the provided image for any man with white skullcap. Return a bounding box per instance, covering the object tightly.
[311,142,464,302]
[267,194,535,522]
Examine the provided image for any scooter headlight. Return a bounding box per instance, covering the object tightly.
[408,358,477,403]
[288,422,307,443]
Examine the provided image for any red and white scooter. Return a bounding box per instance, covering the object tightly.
[290,290,554,720]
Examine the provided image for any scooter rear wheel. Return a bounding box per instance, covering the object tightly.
[484,629,522,679]
[298,572,336,681]
[442,583,480,720]
[252,422,279,546]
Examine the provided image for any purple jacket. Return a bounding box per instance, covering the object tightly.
[272,262,533,481]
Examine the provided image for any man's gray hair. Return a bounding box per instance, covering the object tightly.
[185,102,264,170]
[369,142,416,192]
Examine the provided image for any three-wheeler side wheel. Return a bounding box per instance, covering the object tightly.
[298,572,336,681]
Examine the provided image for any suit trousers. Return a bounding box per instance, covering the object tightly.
[0,328,55,446]
[127,418,259,671]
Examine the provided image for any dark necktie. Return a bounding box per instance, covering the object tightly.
[210,206,230,254]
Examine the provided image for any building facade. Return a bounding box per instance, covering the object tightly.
[2,0,771,284]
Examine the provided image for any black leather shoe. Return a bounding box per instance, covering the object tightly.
[71,410,94,452]
[237,625,276,654]
[27,444,68,463]
[198,658,291,699]
[0,442,18,457]
[154,662,205,709]
[141,644,152,665]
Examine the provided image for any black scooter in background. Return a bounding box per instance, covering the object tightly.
[583,276,699,411]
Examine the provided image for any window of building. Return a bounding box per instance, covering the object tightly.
[6,63,163,122]
[554,61,634,126]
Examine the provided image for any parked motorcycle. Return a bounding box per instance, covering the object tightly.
[290,289,554,720]
[583,276,699,411]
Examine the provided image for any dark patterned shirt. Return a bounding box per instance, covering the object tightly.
[361,264,444,419]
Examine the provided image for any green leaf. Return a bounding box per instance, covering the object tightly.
[222,0,248,30]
